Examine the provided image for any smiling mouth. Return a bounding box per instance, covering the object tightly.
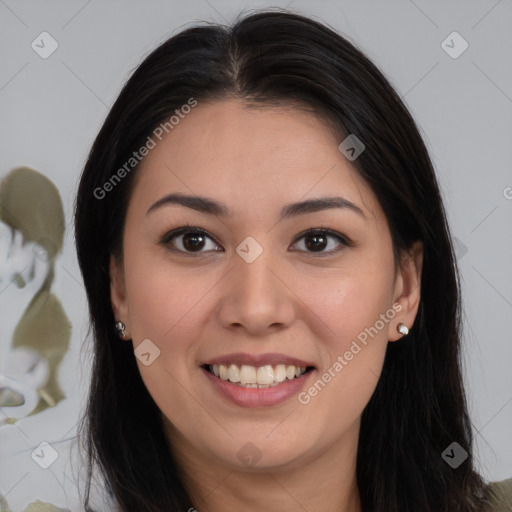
[202,363,315,388]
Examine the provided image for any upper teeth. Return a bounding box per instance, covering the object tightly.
[210,364,308,386]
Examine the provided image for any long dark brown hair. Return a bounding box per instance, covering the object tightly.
[74,8,491,511]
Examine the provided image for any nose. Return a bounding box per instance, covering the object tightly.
[216,245,296,336]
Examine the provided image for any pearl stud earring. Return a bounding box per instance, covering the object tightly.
[397,322,409,336]
[115,321,126,339]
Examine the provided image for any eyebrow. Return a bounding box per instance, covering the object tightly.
[146,193,367,220]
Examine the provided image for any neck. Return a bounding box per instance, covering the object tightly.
[164,418,362,512]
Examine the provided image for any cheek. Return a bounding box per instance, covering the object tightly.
[123,258,211,425]
[293,260,395,421]
[122,251,217,399]
[299,259,396,351]
[124,250,211,340]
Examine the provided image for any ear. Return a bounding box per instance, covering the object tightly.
[388,240,423,342]
[110,254,129,334]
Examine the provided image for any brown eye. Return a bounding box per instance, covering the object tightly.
[181,232,206,251]
[291,229,349,256]
[304,232,328,251]
[161,227,221,254]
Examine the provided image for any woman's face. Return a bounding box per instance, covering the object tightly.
[110,99,422,473]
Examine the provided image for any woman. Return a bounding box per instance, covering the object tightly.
[74,9,511,512]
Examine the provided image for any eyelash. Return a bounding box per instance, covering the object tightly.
[159,224,352,257]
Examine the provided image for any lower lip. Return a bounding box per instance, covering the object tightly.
[201,366,316,407]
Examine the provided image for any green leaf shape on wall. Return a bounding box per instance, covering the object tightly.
[0,497,71,512]
[0,166,64,260]
[12,290,71,416]
[0,166,71,421]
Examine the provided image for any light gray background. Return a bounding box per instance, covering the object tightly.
[1,1,511,510]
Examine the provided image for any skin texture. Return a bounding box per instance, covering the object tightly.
[110,99,423,512]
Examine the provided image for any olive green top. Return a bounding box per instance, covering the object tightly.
[486,478,512,511]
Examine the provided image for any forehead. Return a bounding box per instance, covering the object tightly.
[130,99,380,221]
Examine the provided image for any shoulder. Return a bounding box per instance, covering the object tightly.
[485,478,512,511]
